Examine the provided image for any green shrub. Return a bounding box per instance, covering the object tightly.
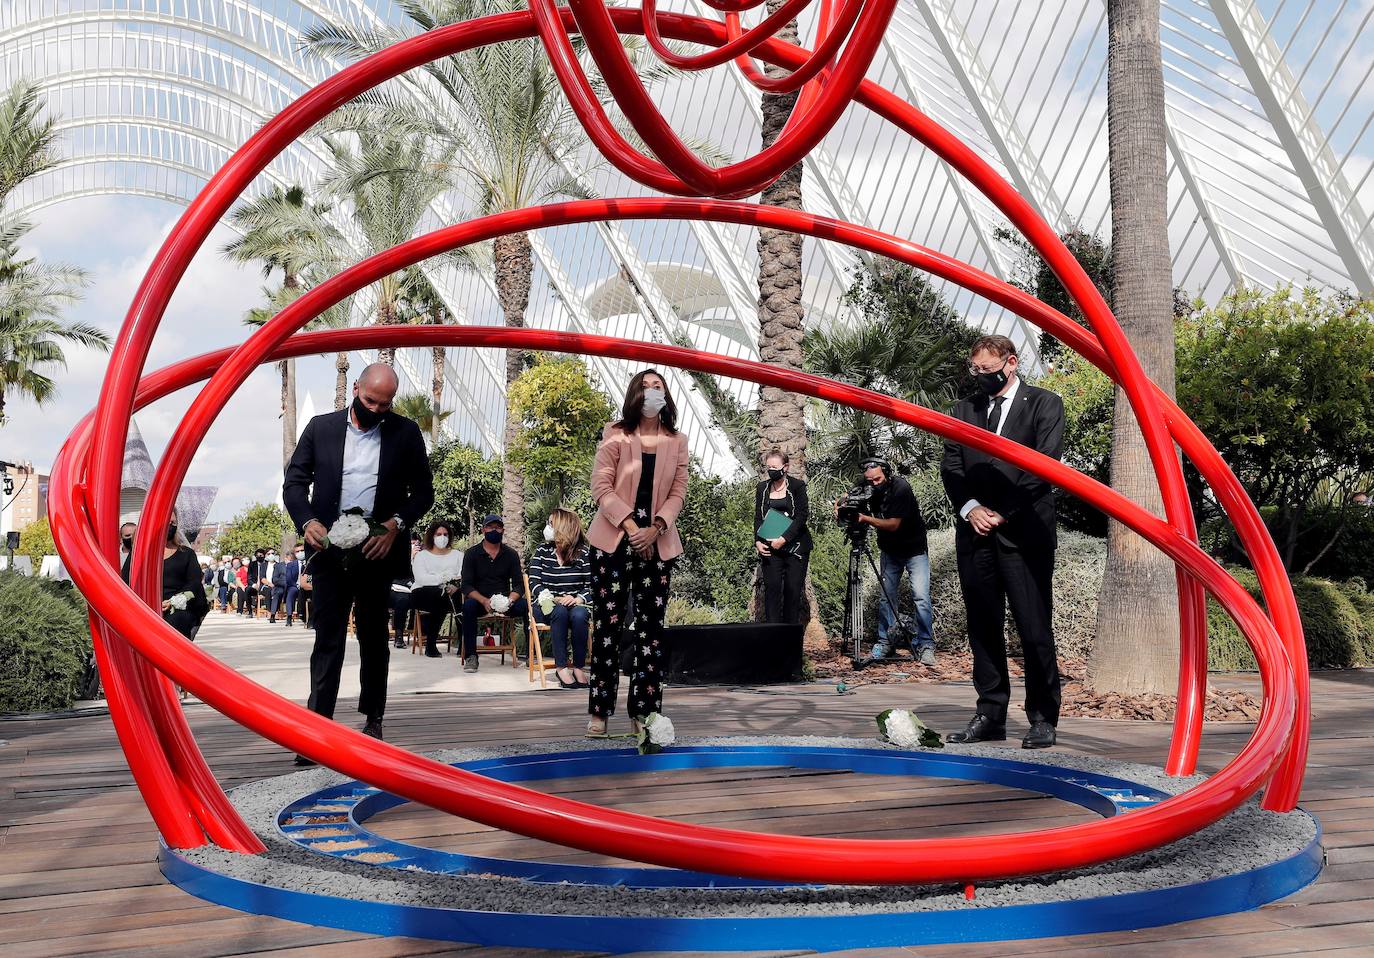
[1206,568,1374,671]
[0,572,94,712]
[917,528,1106,659]
[665,598,729,626]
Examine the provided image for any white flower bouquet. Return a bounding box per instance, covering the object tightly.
[489,594,511,614]
[322,507,388,571]
[167,591,196,612]
[875,708,943,749]
[537,589,555,616]
[636,712,675,755]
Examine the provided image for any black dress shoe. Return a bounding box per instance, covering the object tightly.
[392,638,405,649]
[362,718,384,740]
[424,645,442,658]
[293,754,317,767]
[947,714,1007,744]
[1022,721,1057,749]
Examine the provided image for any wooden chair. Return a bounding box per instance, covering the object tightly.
[524,571,593,688]
[524,570,554,688]
[408,600,455,655]
[474,610,518,666]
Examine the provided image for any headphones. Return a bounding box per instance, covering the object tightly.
[860,457,893,479]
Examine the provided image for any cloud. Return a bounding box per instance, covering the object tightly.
[1,195,346,522]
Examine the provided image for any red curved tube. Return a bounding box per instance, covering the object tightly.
[53,324,1295,884]
[726,0,858,95]
[79,6,1305,862]
[117,194,1300,858]
[641,0,816,71]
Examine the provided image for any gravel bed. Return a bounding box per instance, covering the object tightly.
[177,737,1317,918]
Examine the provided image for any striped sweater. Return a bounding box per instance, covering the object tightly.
[526,542,592,605]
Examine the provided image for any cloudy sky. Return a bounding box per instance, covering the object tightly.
[3,194,348,523]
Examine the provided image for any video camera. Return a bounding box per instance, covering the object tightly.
[835,481,874,529]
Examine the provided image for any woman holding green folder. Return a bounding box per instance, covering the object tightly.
[755,449,812,624]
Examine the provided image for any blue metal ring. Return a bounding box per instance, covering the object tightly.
[277,746,1171,888]
[159,744,1323,951]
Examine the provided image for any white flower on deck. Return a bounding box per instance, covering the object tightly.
[882,709,922,748]
[645,713,675,747]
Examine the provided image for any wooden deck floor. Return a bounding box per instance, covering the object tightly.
[2,671,1372,957]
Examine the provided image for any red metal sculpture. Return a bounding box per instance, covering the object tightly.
[48,4,1308,885]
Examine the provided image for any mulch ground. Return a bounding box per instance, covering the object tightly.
[807,642,1263,722]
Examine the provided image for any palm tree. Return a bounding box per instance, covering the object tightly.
[391,392,452,442]
[397,268,466,446]
[756,1,810,477]
[0,80,58,207]
[315,128,460,372]
[0,82,103,422]
[304,0,671,553]
[1090,0,1180,696]
[243,281,358,414]
[223,186,346,456]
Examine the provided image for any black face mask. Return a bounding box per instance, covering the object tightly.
[767,467,785,482]
[976,364,1009,396]
[121,536,133,551]
[167,525,178,542]
[484,530,503,545]
[352,394,385,430]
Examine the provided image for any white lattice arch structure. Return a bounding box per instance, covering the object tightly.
[5,0,1374,474]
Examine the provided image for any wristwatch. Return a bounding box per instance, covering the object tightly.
[391,514,407,532]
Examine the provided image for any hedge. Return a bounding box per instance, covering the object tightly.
[0,572,94,712]
[1208,569,1374,670]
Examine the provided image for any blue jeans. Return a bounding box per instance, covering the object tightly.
[535,603,590,669]
[877,551,933,650]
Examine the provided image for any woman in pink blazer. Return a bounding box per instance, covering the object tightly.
[585,369,690,736]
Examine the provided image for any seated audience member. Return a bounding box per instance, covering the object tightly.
[389,576,413,649]
[410,521,463,658]
[459,514,526,673]
[270,548,301,626]
[528,508,592,688]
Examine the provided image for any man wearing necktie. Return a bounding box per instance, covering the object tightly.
[941,335,1066,749]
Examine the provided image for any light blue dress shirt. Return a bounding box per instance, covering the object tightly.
[340,417,382,516]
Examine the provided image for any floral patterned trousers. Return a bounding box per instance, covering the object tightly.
[588,539,676,720]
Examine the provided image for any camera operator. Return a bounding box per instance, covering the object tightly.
[842,458,934,665]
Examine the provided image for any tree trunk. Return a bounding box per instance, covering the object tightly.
[378,298,397,367]
[755,2,809,478]
[334,352,350,411]
[1089,0,1180,696]
[752,2,818,633]
[280,358,297,468]
[494,230,533,553]
[431,303,446,447]
[281,273,299,466]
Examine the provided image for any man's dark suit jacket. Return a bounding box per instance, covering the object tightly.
[282,409,435,577]
[273,559,300,589]
[940,383,1065,550]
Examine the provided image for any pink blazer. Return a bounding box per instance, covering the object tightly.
[586,422,690,560]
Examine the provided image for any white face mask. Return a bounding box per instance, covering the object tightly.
[642,387,667,418]
[294,551,304,560]
[434,535,450,549]
[543,524,556,543]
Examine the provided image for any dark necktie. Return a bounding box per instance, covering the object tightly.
[986,396,1005,434]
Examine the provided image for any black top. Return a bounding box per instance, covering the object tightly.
[122,546,210,614]
[941,383,1065,550]
[527,542,593,604]
[872,474,928,559]
[753,474,813,553]
[634,452,657,523]
[282,408,435,578]
[461,542,525,602]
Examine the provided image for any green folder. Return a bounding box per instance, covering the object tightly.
[757,508,792,541]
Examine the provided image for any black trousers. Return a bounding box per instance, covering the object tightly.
[588,540,675,720]
[410,585,456,642]
[760,548,809,624]
[307,550,391,721]
[296,588,311,624]
[956,532,1060,726]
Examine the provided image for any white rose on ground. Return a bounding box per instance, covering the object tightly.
[645,713,675,746]
[327,512,371,550]
[490,594,511,614]
[882,709,922,748]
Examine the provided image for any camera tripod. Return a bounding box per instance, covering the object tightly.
[839,524,915,663]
